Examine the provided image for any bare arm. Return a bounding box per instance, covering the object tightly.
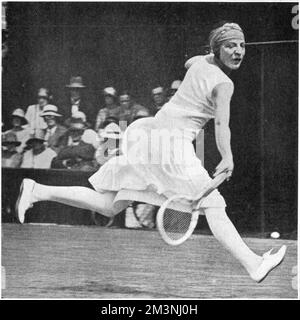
[212,82,234,176]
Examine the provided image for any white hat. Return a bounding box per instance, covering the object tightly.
[171,80,182,90]
[133,109,150,121]
[103,87,117,96]
[101,123,122,139]
[72,111,86,123]
[152,87,164,95]
[37,88,50,98]
[40,104,62,117]
[119,94,130,101]
[12,108,28,124]
[65,76,86,88]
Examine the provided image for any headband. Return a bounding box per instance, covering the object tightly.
[209,23,245,54]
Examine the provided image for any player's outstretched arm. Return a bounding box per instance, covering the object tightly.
[212,82,234,178]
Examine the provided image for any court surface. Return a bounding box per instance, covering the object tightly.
[2,223,297,299]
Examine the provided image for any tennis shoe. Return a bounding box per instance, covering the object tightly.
[250,245,287,282]
[15,178,35,224]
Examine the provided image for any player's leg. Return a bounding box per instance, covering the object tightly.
[204,207,286,281]
[16,179,118,223]
[205,207,262,273]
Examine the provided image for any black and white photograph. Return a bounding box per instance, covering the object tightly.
[1,1,298,301]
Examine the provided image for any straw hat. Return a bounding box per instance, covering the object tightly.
[11,108,27,125]
[103,87,117,97]
[66,76,86,88]
[40,105,62,117]
[68,111,87,131]
[152,86,164,95]
[119,93,130,101]
[2,132,21,146]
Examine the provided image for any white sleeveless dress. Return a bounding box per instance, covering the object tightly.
[89,54,233,213]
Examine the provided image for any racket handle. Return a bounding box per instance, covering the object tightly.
[194,172,228,210]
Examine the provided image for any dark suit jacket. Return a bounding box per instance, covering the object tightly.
[46,125,68,153]
[51,140,95,170]
[63,99,96,128]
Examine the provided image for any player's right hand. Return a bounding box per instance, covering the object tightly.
[214,157,234,180]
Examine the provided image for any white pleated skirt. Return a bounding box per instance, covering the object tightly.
[89,116,226,213]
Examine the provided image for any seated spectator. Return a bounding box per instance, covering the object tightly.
[40,104,68,153]
[95,122,122,166]
[2,132,23,168]
[25,87,52,135]
[64,76,94,127]
[103,116,119,126]
[21,131,57,169]
[149,86,166,115]
[119,91,150,126]
[95,87,121,132]
[69,111,99,149]
[3,108,31,152]
[97,116,119,138]
[51,116,96,171]
[167,80,182,101]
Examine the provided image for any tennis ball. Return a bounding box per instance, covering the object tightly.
[270,231,280,239]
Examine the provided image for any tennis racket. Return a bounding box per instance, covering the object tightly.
[156,172,228,246]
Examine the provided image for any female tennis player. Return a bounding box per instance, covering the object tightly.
[16,22,286,282]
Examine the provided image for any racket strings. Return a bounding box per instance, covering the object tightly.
[163,207,193,240]
[157,173,227,245]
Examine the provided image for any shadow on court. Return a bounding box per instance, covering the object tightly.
[2,223,297,299]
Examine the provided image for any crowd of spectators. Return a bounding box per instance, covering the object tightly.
[2,76,182,171]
